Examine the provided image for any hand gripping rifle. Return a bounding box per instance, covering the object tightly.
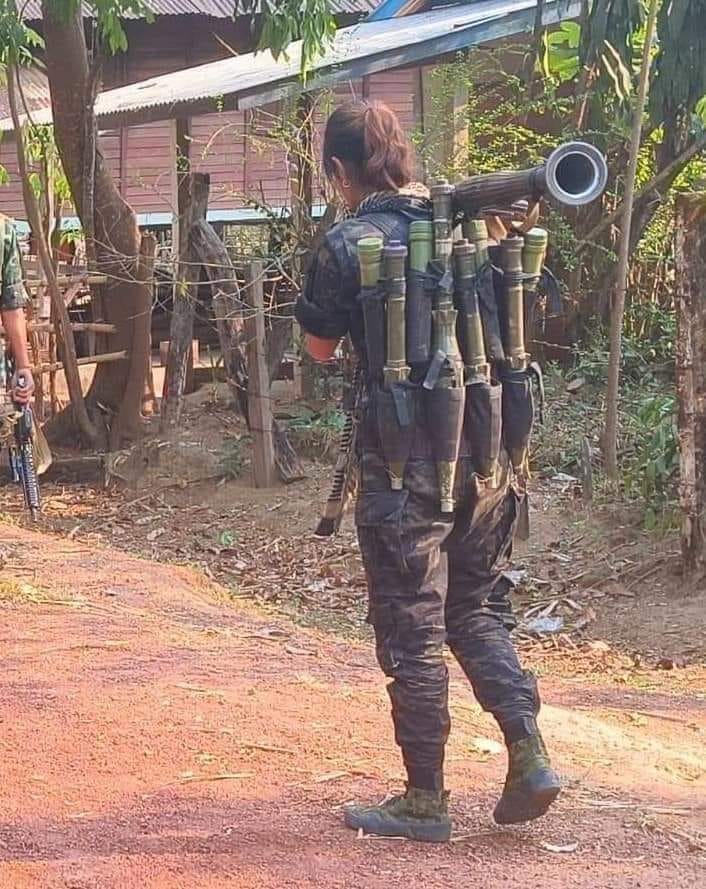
[5,374,41,521]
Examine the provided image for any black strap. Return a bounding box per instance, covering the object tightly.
[539,266,563,317]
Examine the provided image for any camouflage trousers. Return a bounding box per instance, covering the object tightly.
[355,451,539,792]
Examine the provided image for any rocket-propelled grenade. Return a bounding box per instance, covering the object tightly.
[426,180,466,514]
[357,236,385,382]
[377,240,414,491]
[453,238,488,381]
[463,218,490,270]
[383,240,410,389]
[406,220,434,365]
[500,235,527,371]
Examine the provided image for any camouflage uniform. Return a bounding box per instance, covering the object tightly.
[0,216,28,387]
[295,192,539,793]
[0,216,28,311]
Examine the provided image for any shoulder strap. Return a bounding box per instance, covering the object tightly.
[356,210,407,241]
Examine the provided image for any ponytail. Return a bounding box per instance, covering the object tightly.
[323,100,414,192]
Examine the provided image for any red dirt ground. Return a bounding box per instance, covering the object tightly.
[0,523,704,888]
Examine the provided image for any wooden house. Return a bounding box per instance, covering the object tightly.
[0,0,420,226]
[0,1,581,229]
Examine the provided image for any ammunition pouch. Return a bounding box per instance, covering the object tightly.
[373,382,416,489]
[424,385,465,464]
[500,362,544,474]
[406,269,433,366]
[476,261,505,363]
[358,284,386,384]
[465,380,503,480]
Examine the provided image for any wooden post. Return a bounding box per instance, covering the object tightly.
[675,193,706,577]
[245,260,275,488]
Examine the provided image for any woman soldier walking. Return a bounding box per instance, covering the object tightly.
[295,101,560,842]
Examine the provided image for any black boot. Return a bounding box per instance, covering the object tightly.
[344,786,452,842]
[494,730,560,825]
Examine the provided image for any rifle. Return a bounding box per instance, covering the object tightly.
[315,360,361,538]
[1,354,45,521]
[9,398,41,521]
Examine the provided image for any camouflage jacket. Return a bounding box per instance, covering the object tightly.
[0,215,27,311]
[295,187,431,359]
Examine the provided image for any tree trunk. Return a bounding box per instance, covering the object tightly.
[603,0,660,480]
[675,193,706,578]
[41,1,152,449]
[190,213,249,417]
[111,233,155,449]
[7,61,99,448]
[161,172,207,428]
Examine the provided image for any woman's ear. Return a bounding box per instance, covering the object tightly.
[330,157,350,188]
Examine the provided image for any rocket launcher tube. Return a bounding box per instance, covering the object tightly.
[452,141,608,216]
[357,236,385,382]
[453,239,488,381]
[500,235,527,371]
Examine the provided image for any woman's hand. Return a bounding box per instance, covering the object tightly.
[9,368,35,405]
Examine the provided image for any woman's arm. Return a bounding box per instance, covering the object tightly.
[295,239,352,350]
[304,334,340,362]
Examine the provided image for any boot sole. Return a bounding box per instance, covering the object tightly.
[493,779,561,826]
[344,809,452,843]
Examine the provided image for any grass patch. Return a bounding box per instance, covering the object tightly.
[0,577,45,603]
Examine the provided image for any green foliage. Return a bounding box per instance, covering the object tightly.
[50,0,153,54]
[60,227,85,247]
[649,0,706,136]
[413,50,568,182]
[218,434,249,479]
[0,6,43,66]
[235,0,337,76]
[288,408,345,460]
[542,21,581,83]
[219,529,236,547]
[537,311,678,529]
[622,390,678,527]
[579,0,643,71]
[25,124,72,205]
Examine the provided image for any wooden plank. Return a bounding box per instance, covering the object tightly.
[244,259,275,488]
[28,322,118,335]
[31,350,128,374]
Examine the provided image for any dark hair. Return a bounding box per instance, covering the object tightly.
[323,100,414,192]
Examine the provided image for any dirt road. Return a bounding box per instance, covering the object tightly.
[0,523,704,888]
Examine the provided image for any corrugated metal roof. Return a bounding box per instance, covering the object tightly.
[21,0,375,19]
[0,67,50,121]
[2,0,580,131]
